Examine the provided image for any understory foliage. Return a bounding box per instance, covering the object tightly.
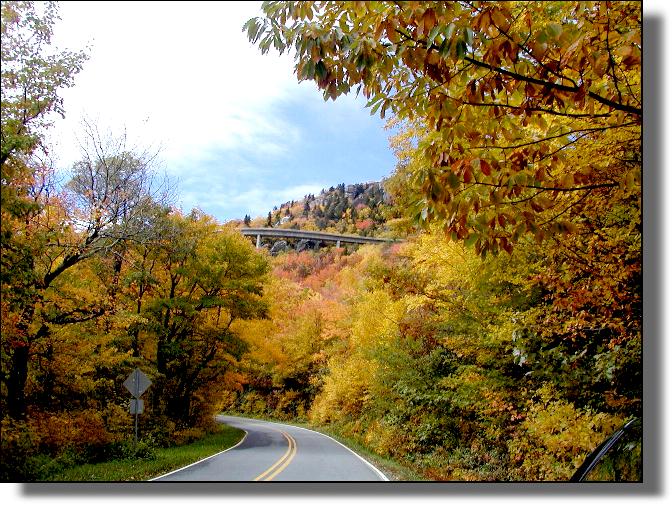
[227,230,640,480]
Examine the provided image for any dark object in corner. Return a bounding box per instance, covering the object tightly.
[571,418,642,482]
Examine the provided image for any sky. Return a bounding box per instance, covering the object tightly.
[47,1,398,223]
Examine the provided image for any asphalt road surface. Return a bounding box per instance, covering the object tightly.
[152,415,388,481]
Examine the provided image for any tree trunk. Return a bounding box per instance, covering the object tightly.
[157,335,167,374]
[5,305,42,420]
[6,344,29,419]
[131,327,141,358]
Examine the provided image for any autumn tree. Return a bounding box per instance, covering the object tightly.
[0,1,88,167]
[244,0,642,400]
[125,212,270,426]
[245,1,641,253]
[1,1,89,420]
[237,235,638,480]
[239,4,641,479]
[1,121,169,420]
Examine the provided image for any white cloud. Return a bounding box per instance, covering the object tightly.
[43,1,395,223]
[181,182,327,221]
[49,1,306,168]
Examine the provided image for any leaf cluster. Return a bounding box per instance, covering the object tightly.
[246,1,641,254]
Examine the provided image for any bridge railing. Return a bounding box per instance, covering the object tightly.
[238,227,396,248]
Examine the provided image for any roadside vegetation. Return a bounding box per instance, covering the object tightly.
[224,236,640,481]
[1,1,264,481]
[43,423,244,482]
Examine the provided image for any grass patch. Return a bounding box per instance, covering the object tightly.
[46,423,245,482]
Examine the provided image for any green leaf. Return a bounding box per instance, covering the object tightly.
[447,172,460,188]
[300,60,315,79]
[455,40,467,59]
[315,60,328,80]
[463,27,474,46]
[339,15,349,33]
[242,18,256,37]
[370,99,383,115]
[355,52,366,71]
[438,37,452,58]
[428,25,442,44]
[464,233,479,248]
[444,23,456,41]
[547,23,562,39]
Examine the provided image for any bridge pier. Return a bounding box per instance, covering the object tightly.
[256,234,261,248]
[336,240,341,248]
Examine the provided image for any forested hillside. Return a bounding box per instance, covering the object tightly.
[225,225,640,480]
[233,181,397,237]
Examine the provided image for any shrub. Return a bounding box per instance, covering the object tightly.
[171,427,206,446]
[238,392,268,416]
[0,419,40,480]
[272,390,306,420]
[507,384,625,480]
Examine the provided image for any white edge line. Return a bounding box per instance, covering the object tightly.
[229,416,389,481]
[304,427,390,481]
[148,429,249,481]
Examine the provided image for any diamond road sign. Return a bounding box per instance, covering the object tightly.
[123,368,152,398]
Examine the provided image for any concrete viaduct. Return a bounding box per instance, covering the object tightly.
[239,227,395,249]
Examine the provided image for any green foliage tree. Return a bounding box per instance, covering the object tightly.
[127,212,270,426]
[1,1,88,167]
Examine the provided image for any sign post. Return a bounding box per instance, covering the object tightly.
[123,368,151,444]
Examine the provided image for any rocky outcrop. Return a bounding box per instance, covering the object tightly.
[270,240,289,255]
[295,239,322,252]
[296,239,312,252]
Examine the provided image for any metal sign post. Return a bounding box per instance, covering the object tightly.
[123,368,151,444]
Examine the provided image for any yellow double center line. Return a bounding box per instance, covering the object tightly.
[253,430,297,481]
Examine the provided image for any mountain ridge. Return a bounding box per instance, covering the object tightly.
[230,181,397,238]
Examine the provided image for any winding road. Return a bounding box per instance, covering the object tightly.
[151,415,388,482]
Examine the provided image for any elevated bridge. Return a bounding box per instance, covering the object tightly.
[239,227,395,249]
